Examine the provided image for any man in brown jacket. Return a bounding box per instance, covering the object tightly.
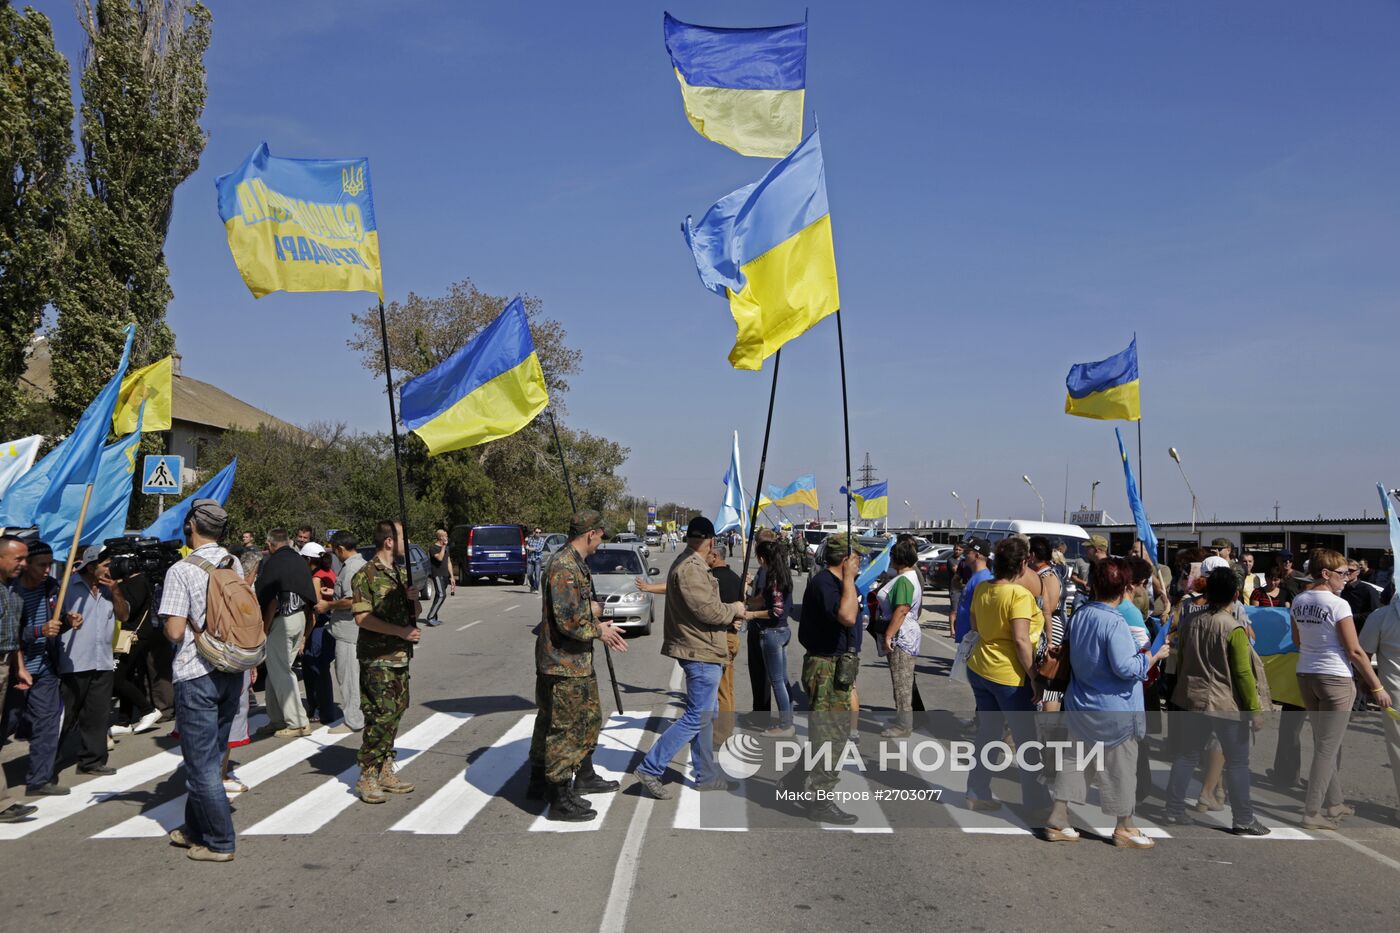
[632,517,746,798]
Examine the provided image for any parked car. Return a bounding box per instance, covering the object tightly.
[356,542,435,600]
[540,532,567,556]
[614,532,649,559]
[586,543,660,635]
[644,530,662,547]
[449,523,528,584]
[916,544,954,590]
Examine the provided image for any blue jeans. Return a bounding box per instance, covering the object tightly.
[302,624,339,723]
[1165,714,1254,825]
[967,669,1051,811]
[11,670,62,790]
[527,556,542,591]
[758,626,793,728]
[175,670,244,853]
[638,660,722,783]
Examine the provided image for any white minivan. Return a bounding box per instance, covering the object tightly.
[963,519,1090,560]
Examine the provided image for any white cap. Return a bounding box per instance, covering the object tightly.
[1201,555,1231,574]
[72,544,103,572]
[299,542,327,559]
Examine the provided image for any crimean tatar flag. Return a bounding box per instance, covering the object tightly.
[0,435,42,501]
[1065,337,1141,421]
[114,356,172,433]
[663,12,807,158]
[758,473,818,512]
[685,128,839,371]
[1115,427,1157,564]
[842,481,888,520]
[399,298,550,457]
[43,404,144,563]
[215,143,383,299]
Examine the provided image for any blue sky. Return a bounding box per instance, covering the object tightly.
[38,1,1400,525]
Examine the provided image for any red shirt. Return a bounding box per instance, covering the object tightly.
[1250,588,1286,607]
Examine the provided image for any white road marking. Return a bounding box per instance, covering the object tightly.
[456,620,482,632]
[0,713,268,841]
[244,711,472,836]
[598,793,655,933]
[94,722,352,838]
[504,604,519,613]
[673,757,747,832]
[1327,831,1400,872]
[390,714,534,835]
[531,712,651,833]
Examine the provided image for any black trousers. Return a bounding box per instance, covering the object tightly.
[747,626,770,712]
[143,634,174,717]
[60,669,114,770]
[114,651,155,721]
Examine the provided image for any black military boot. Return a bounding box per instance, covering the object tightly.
[572,754,620,794]
[526,766,547,801]
[545,781,596,822]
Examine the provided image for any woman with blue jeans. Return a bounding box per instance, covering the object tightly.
[966,537,1051,815]
[744,540,794,736]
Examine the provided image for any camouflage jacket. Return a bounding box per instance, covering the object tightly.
[352,555,415,668]
[535,544,600,677]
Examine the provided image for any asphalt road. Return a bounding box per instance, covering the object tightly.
[4,555,1400,933]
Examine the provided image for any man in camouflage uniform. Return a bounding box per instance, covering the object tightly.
[351,519,422,804]
[527,511,629,822]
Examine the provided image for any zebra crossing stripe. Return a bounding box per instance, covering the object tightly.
[93,722,353,839]
[390,714,534,835]
[0,713,268,841]
[530,712,653,833]
[244,712,472,836]
[672,759,747,832]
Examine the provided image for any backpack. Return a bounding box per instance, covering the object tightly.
[185,554,266,673]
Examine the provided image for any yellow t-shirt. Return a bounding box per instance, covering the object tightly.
[968,581,1044,687]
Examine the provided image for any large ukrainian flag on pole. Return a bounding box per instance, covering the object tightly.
[842,481,888,520]
[215,143,383,299]
[398,298,549,457]
[758,473,818,512]
[1065,337,1141,421]
[663,12,806,158]
[684,129,840,371]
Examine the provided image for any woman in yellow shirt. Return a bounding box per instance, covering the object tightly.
[965,537,1051,814]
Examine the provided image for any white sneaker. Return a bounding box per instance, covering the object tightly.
[132,710,162,734]
[109,724,134,737]
[223,776,249,795]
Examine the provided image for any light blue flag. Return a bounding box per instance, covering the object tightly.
[856,538,894,597]
[42,404,145,563]
[1115,427,1157,564]
[28,326,135,539]
[0,435,68,528]
[142,458,237,544]
[714,432,747,536]
[1378,483,1400,574]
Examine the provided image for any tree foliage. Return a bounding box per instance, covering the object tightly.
[0,2,74,435]
[49,0,211,420]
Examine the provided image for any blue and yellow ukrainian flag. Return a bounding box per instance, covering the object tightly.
[759,473,818,512]
[663,12,806,158]
[684,129,839,370]
[1246,606,1303,708]
[215,143,383,299]
[1065,337,1141,421]
[842,481,889,520]
[399,298,549,457]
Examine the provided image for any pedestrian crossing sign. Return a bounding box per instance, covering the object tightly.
[141,455,183,494]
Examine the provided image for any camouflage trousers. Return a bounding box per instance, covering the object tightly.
[800,654,855,793]
[529,673,602,784]
[358,664,410,773]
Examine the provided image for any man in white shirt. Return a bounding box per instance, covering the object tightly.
[157,500,244,863]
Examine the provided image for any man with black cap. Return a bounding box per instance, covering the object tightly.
[528,510,628,821]
[58,544,129,776]
[157,498,244,862]
[633,516,746,799]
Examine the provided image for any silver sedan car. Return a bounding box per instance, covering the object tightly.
[586,544,659,636]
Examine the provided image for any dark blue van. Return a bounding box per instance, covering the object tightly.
[451,524,527,584]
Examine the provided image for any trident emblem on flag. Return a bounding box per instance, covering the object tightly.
[342,164,365,197]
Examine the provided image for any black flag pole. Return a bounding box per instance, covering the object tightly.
[836,310,853,554]
[739,349,781,591]
[376,300,414,589]
[548,408,625,715]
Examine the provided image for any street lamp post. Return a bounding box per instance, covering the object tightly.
[903,499,916,529]
[950,490,968,527]
[1169,447,1198,533]
[1090,480,1101,512]
[1023,474,1045,522]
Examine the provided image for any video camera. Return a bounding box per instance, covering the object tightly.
[102,535,183,584]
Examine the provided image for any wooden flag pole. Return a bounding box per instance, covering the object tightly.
[52,483,96,623]
[548,409,624,715]
[739,349,781,593]
[836,310,854,554]
[376,300,414,589]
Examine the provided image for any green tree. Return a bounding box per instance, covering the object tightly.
[0,2,73,435]
[49,0,211,421]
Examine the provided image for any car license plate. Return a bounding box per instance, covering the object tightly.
[601,607,614,617]
[489,552,507,559]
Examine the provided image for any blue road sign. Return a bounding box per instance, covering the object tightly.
[141,455,183,495]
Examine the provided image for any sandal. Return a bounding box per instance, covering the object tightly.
[1113,830,1155,849]
[1043,825,1080,842]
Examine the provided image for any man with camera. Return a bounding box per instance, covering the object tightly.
[158,499,244,862]
[57,545,129,776]
[0,535,38,822]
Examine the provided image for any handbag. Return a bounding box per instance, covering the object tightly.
[1035,626,1072,694]
[113,606,147,656]
[949,632,978,685]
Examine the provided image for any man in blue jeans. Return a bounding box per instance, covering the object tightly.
[157,499,246,863]
[633,517,746,798]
